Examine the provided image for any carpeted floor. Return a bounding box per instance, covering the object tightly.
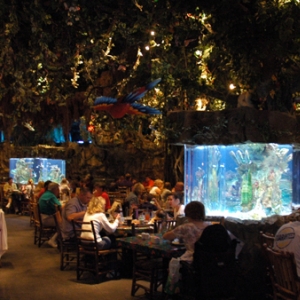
[0,214,151,300]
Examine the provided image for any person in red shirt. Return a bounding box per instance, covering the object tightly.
[93,182,111,211]
[142,177,154,192]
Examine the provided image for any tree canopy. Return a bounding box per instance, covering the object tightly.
[0,0,299,145]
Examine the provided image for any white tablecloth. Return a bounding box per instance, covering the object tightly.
[0,208,8,259]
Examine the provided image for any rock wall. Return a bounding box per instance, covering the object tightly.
[167,107,300,145]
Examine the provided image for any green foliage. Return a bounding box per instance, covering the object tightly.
[0,0,299,142]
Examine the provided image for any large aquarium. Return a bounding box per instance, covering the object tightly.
[184,143,300,220]
[9,158,66,184]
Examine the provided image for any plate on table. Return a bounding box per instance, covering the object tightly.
[171,240,185,246]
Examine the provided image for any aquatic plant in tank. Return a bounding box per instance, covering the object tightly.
[184,143,299,220]
[9,158,66,184]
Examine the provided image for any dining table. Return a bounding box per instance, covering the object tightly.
[117,233,185,279]
[117,233,185,258]
[114,222,155,237]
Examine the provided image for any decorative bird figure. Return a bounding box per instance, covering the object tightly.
[93,78,162,119]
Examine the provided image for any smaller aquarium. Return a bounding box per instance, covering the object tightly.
[184,143,300,220]
[9,158,66,184]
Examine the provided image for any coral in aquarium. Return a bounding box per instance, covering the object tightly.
[10,158,66,184]
[185,143,295,220]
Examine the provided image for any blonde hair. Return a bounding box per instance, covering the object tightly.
[34,181,45,194]
[154,179,164,189]
[87,196,105,214]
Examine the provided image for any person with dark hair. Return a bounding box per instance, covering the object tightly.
[36,180,52,201]
[172,181,185,202]
[163,201,210,262]
[167,192,185,220]
[39,182,61,248]
[117,173,133,188]
[124,182,145,215]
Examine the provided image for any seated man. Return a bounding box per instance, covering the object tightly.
[61,187,93,242]
[3,177,22,214]
[274,221,300,277]
[39,182,61,248]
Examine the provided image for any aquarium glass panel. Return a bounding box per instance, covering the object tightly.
[9,158,66,184]
[184,143,297,220]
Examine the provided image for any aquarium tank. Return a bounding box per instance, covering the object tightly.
[9,158,66,184]
[184,143,300,220]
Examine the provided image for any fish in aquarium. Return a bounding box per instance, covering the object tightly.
[10,158,66,184]
[184,143,295,220]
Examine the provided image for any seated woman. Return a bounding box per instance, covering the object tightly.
[81,197,120,250]
[163,201,210,262]
[167,192,185,220]
[124,182,145,216]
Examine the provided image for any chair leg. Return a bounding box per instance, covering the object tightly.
[131,268,137,296]
[95,254,100,283]
[38,229,42,247]
[60,246,64,271]
[76,251,81,280]
[34,226,37,245]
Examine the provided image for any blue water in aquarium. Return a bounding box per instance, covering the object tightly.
[9,158,66,184]
[184,143,299,220]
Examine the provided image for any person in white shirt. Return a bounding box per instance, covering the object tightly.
[81,197,120,249]
[167,192,185,220]
[274,221,300,277]
[3,177,20,213]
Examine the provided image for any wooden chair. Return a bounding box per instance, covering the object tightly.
[72,220,119,283]
[29,198,35,226]
[260,232,275,299]
[154,220,177,233]
[180,224,238,300]
[131,252,166,299]
[130,222,167,299]
[32,203,56,247]
[21,197,31,216]
[265,246,300,300]
[260,231,275,249]
[53,211,77,270]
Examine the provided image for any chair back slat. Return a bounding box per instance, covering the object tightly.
[265,246,300,299]
[154,220,177,233]
[260,231,275,248]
